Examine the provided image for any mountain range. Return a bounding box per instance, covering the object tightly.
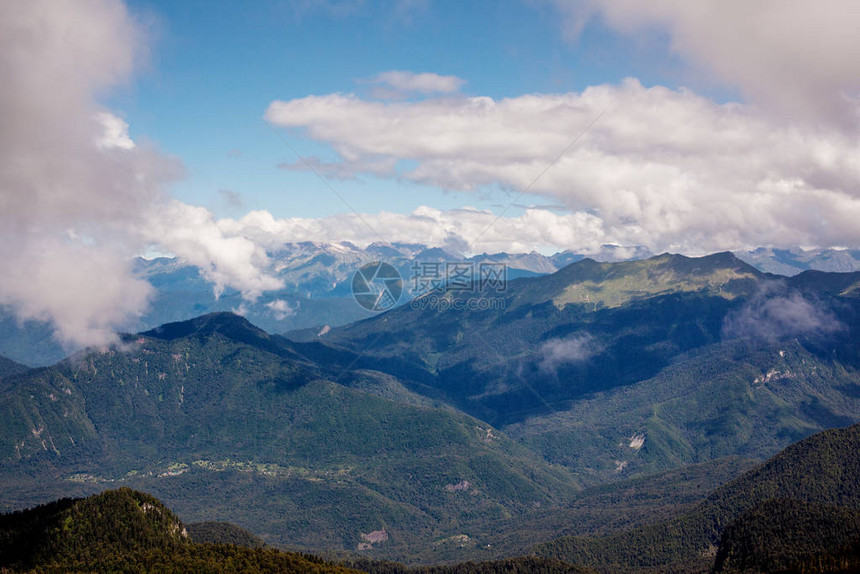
[4,243,860,367]
[2,251,860,570]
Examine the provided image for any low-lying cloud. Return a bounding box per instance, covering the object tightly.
[265,299,296,321]
[722,283,845,342]
[538,333,599,375]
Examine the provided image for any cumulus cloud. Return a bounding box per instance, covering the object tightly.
[551,0,860,126]
[367,71,465,98]
[0,0,280,348]
[722,282,845,342]
[143,201,282,299]
[538,333,599,375]
[265,80,860,252]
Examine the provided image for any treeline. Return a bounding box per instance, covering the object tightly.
[1,489,594,574]
[342,556,592,574]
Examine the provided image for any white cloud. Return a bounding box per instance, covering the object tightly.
[142,201,283,299]
[266,299,296,320]
[95,112,136,150]
[265,79,860,253]
[0,0,281,349]
[369,71,465,96]
[722,282,845,341]
[538,333,599,375]
[2,239,154,348]
[217,206,607,255]
[552,0,860,126]
[0,0,158,347]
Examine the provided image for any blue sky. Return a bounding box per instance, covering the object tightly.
[115,0,689,220]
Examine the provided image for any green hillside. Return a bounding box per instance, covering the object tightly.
[0,487,359,573]
[713,498,860,573]
[534,423,860,572]
[3,255,860,563]
[508,337,860,482]
[344,556,593,574]
[316,252,860,484]
[187,521,267,547]
[0,313,579,556]
[532,252,762,310]
[0,488,187,570]
[320,252,860,428]
[0,488,599,574]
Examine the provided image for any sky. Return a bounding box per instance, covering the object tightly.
[2,0,860,346]
[111,0,686,223]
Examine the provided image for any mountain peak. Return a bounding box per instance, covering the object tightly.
[0,488,189,570]
[676,250,752,266]
[141,312,268,343]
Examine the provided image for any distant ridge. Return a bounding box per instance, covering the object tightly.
[6,246,860,366]
[736,247,860,276]
[522,251,763,310]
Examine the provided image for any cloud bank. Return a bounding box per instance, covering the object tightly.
[265,80,860,253]
[220,206,606,255]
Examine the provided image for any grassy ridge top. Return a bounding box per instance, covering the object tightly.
[549,253,761,309]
